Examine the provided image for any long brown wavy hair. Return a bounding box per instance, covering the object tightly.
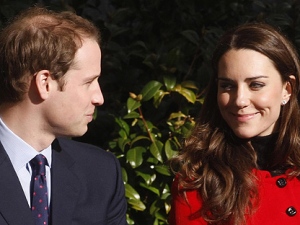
[170,23,300,225]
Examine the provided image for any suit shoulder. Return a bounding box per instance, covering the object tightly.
[54,137,117,163]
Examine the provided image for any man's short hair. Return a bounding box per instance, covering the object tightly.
[0,6,100,103]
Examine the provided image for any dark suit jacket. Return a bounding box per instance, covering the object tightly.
[0,138,127,225]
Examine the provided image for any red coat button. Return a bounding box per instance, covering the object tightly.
[276,178,287,188]
[286,207,297,216]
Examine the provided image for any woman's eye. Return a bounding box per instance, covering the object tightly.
[250,82,265,89]
[219,82,234,91]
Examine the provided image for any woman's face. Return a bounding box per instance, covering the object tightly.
[217,49,291,139]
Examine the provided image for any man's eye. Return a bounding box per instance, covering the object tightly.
[85,79,96,85]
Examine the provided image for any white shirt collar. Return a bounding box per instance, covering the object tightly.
[0,118,52,172]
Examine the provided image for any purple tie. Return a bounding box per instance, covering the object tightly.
[30,154,49,225]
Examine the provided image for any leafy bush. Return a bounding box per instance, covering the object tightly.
[110,78,201,224]
[2,0,300,224]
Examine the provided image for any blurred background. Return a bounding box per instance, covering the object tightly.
[1,0,300,224]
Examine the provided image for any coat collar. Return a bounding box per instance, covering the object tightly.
[0,139,81,225]
[50,138,80,224]
[0,142,35,225]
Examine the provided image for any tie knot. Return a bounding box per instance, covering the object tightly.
[30,154,48,176]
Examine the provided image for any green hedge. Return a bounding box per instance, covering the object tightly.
[1,0,300,224]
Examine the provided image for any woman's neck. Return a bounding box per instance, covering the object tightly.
[250,133,278,170]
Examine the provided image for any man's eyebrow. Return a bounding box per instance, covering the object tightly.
[84,74,100,81]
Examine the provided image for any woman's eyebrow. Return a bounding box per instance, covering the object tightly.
[216,75,268,82]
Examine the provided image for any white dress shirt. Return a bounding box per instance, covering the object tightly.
[0,118,52,207]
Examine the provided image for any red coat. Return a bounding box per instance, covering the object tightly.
[169,169,300,225]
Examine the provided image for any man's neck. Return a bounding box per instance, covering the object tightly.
[0,103,55,151]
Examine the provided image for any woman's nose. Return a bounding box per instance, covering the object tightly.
[234,86,250,108]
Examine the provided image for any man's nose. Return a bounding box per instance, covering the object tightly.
[92,83,104,106]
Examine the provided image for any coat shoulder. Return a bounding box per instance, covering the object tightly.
[53,137,119,169]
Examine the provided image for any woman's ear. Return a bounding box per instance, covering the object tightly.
[34,70,52,100]
[282,75,295,104]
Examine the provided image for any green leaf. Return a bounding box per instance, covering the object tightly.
[93,109,97,120]
[117,138,130,152]
[150,141,163,162]
[181,80,199,90]
[108,141,117,150]
[118,129,127,139]
[168,112,187,120]
[165,139,179,159]
[153,211,167,221]
[115,153,125,159]
[153,90,168,108]
[127,97,141,113]
[147,157,159,164]
[181,30,200,46]
[177,121,195,137]
[124,111,140,119]
[143,120,156,133]
[163,75,176,90]
[125,183,141,200]
[162,192,171,200]
[140,182,160,195]
[154,165,171,176]
[122,167,128,183]
[150,199,159,215]
[115,118,130,136]
[136,171,156,185]
[131,118,138,126]
[140,81,163,101]
[174,86,196,103]
[149,129,161,139]
[127,199,146,211]
[126,146,146,168]
[131,135,150,146]
[126,214,135,225]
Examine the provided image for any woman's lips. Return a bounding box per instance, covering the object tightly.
[232,112,258,122]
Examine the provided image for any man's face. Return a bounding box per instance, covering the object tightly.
[45,38,104,137]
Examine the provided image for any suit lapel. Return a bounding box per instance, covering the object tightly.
[50,139,80,225]
[0,143,35,225]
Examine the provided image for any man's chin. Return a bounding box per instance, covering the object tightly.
[56,127,88,138]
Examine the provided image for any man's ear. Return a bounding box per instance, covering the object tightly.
[34,70,53,100]
[282,75,295,103]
